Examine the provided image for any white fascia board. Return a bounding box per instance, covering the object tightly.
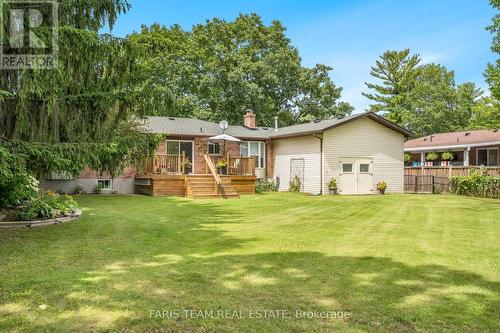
[404,140,500,152]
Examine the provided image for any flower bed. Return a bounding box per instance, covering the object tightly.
[0,190,80,229]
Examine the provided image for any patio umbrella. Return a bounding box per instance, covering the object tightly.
[208,134,241,142]
[208,133,241,156]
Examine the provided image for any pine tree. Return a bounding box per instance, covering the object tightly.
[362,49,421,124]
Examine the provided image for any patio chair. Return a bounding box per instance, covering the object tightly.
[227,157,241,175]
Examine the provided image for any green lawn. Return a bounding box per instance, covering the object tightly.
[0,193,499,332]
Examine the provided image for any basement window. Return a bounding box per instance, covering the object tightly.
[97,179,112,190]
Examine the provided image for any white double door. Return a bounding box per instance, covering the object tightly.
[339,158,373,194]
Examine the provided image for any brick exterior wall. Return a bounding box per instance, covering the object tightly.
[193,137,242,174]
[266,139,274,178]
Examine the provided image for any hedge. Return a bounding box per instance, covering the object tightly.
[450,170,500,199]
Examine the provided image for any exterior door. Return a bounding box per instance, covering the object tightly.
[166,140,194,174]
[339,158,373,194]
[356,159,373,194]
[179,141,193,173]
[339,159,356,194]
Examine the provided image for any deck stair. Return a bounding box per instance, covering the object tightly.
[185,175,239,199]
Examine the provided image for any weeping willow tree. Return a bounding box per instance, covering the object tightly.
[0,0,163,177]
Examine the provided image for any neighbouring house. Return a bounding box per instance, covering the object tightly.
[42,111,410,197]
[404,129,500,167]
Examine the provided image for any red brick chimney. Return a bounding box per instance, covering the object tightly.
[243,111,256,128]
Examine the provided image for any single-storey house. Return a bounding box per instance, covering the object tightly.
[404,129,500,167]
[42,111,411,197]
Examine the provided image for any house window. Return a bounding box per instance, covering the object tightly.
[342,163,353,173]
[97,179,112,190]
[166,141,179,154]
[240,141,265,168]
[208,141,221,155]
[477,148,498,166]
[359,163,370,173]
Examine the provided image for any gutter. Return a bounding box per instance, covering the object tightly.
[313,133,324,195]
[404,140,500,152]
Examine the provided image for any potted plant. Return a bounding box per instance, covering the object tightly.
[376,181,387,195]
[327,178,338,194]
[441,151,454,166]
[425,152,438,166]
[404,153,412,166]
[216,159,227,174]
[183,160,192,173]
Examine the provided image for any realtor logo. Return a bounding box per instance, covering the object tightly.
[0,0,58,69]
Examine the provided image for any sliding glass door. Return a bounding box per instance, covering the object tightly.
[166,140,194,173]
[477,148,498,166]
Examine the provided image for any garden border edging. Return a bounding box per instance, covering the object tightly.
[0,209,82,229]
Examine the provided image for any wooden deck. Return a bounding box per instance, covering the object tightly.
[134,174,256,197]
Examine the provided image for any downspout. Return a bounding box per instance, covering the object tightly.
[313,133,324,195]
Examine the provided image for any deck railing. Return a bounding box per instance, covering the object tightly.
[140,152,186,175]
[203,153,222,184]
[138,152,257,176]
[227,156,256,175]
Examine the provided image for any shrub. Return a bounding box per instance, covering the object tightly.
[256,179,277,193]
[42,191,78,214]
[450,170,500,198]
[16,191,78,221]
[289,176,301,192]
[95,184,103,194]
[0,147,39,208]
[404,153,412,163]
[17,198,55,221]
[74,184,85,194]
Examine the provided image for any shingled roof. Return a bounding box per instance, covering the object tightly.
[404,129,500,151]
[143,112,411,139]
[144,116,272,139]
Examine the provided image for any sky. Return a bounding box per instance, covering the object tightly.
[106,0,497,113]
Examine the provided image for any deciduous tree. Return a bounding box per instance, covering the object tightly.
[129,14,352,127]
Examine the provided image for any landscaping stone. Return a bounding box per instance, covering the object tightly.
[0,209,82,229]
